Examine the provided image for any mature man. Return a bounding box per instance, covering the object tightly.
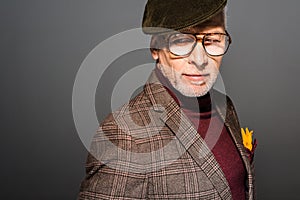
[78,0,255,199]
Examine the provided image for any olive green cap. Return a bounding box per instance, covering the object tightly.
[142,0,227,34]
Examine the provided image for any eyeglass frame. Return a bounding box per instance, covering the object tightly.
[166,30,232,57]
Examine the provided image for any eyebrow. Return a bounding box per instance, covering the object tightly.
[179,32,226,36]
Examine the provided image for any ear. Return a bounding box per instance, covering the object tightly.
[150,36,160,60]
[151,49,159,60]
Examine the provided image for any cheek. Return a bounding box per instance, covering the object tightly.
[168,60,187,72]
[158,52,185,72]
[212,57,223,70]
[157,51,169,65]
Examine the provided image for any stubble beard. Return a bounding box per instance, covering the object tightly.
[158,64,219,97]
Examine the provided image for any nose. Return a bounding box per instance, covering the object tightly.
[187,42,208,70]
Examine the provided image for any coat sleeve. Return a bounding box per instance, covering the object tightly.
[77,119,149,200]
[78,154,148,200]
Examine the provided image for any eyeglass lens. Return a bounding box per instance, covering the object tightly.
[169,33,230,56]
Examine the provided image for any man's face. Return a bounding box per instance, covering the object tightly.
[152,26,225,97]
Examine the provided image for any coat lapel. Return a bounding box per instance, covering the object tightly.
[145,72,232,199]
[213,90,254,200]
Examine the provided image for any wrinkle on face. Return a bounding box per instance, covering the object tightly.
[152,26,224,97]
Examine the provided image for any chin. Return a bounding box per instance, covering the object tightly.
[175,84,211,97]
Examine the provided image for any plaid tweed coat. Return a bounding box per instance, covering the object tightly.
[78,71,255,200]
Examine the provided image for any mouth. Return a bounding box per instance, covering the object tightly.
[182,73,209,84]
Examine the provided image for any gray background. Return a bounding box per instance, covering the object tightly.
[1,0,299,199]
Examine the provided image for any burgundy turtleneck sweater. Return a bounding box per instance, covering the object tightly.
[155,68,246,200]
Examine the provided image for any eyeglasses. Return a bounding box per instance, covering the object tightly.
[168,31,232,57]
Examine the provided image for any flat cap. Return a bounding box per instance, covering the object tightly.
[142,0,227,34]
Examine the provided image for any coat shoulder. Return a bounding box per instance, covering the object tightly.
[100,89,154,129]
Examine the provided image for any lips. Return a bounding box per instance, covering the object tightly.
[182,73,209,82]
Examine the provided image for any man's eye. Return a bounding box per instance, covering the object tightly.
[204,38,221,45]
